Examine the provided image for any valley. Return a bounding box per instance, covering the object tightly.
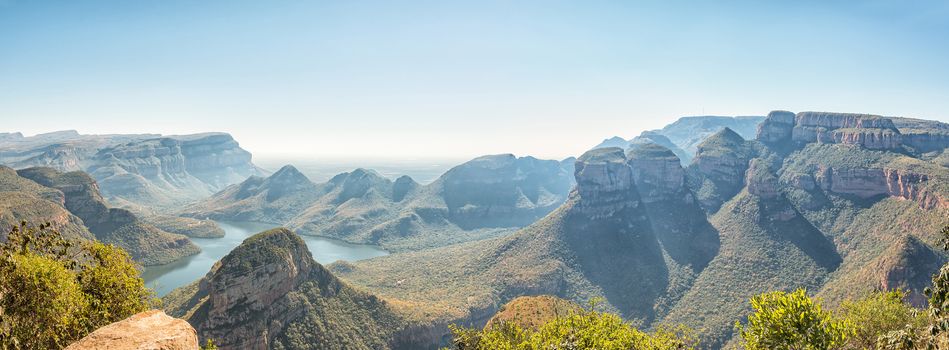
[3,112,948,349]
[142,220,388,296]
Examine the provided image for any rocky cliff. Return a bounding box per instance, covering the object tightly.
[65,310,198,350]
[0,165,93,241]
[757,111,917,151]
[626,143,688,203]
[0,131,263,210]
[163,228,408,350]
[16,167,199,265]
[89,133,263,208]
[687,127,756,213]
[573,148,638,218]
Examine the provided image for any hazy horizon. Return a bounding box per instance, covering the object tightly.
[3,1,949,159]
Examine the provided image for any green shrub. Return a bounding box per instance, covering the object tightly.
[0,222,155,349]
[736,289,851,350]
[447,299,696,350]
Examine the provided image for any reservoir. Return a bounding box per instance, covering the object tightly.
[142,221,389,296]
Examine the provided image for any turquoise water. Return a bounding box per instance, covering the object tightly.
[142,221,388,296]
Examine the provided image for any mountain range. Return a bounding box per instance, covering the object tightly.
[5,112,948,349]
[323,111,949,347]
[593,115,765,164]
[182,154,576,251]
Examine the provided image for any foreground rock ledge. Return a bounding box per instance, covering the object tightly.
[65,310,198,350]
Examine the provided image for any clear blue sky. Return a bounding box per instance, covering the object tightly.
[2,0,948,159]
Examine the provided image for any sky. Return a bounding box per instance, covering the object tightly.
[2,0,948,159]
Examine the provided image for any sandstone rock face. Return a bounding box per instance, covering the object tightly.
[831,128,902,150]
[65,310,198,350]
[787,112,903,150]
[87,133,262,208]
[902,132,949,153]
[194,228,315,350]
[756,110,795,144]
[626,143,686,203]
[745,159,780,199]
[809,166,947,209]
[574,148,638,218]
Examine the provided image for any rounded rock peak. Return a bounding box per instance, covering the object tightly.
[626,143,678,161]
[577,147,626,164]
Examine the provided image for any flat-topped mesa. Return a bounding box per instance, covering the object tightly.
[573,147,639,218]
[626,143,687,203]
[757,111,905,150]
[92,133,259,190]
[197,228,316,349]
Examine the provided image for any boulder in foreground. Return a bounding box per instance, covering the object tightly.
[65,310,198,350]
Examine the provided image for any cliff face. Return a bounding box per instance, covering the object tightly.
[573,148,638,219]
[757,111,908,150]
[807,166,947,209]
[626,143,687,203]
[0,166,93,241]
[687,128,755,213]
[756,110,795,144]
[89,133,263,208]
[65,310,198,350]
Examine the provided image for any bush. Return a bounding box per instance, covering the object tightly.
[736,289,851,350]
[0,222,155,349]
[837,290,926,349]
[447,299,696,350]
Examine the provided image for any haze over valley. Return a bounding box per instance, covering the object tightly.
[2,1,949,349]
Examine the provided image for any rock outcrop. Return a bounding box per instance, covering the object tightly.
[573,148,638,218]
[756,110,795,144]
[65,310,198,350]
[745,158,780,200]
[687,128,754,212]
[195,228,315,349]
[626,143,687,203]
[806,166,948,209]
